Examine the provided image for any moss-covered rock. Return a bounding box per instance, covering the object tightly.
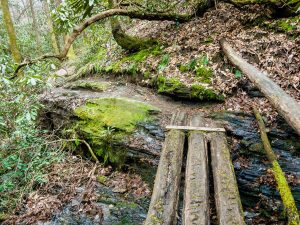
[104,45,162,74]
[73,98,159,165]
[65,80,110,92]
[156,75,224,101]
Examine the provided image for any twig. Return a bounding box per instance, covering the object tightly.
[81,139,99,163]
[253,107,300,225]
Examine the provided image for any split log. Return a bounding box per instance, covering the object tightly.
[220,39,300,136]
[145,111,186,225]
[253,107,300,225]
[183,114,210,225]
[208,125,245,225]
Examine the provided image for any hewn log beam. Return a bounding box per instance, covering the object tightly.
[145,111,186,225]
[208,130,245,225]
[220,39,300,136]
[183,114,210,225]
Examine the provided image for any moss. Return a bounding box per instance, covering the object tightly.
[264,17,299,33]
[272,161,300,224]
[157,76,185,94]
[65,81,110,92]
[179,64,189,72]
[195,66,213,83]
[74,98,159,165]
[202,37,214,44]
[190,84,224,101]
[105,45,162,74]
[116,202,139,209]
[96,175,107,184]
[144,70,151,79]
[156,76,224,101]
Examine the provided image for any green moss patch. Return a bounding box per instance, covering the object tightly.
[178,55,213,83]
[156,76,224,101]
[264,16,299,33]
[104,45,162,74]
[74,98,159,165]
[65,80,110,92]
[191,84,224,101]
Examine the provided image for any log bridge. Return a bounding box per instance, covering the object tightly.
[145,112,245,225]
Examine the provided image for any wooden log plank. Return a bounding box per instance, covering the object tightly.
[220,39,300,136]
[183,114,210,225]
[208,131,245,225]
[166,125,225,132]
[145,111,186,225]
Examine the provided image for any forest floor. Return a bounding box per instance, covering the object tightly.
[3,2,300,225]
[125,3,300,122]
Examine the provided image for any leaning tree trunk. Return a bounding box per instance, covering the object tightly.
[221,39,300,136]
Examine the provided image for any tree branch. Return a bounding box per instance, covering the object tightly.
[15,8,192,75]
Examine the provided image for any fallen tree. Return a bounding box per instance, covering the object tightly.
[253,107,300,225]
[220,39,300,136]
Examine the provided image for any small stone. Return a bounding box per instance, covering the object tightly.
[71,199,80,206]
[109,204,114,209]
[112,188,127,193]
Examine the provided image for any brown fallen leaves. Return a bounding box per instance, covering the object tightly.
[127,3,299,122]
[4,156,150,224]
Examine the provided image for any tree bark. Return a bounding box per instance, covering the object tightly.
[145,111,186,225]
[28,0,41,54]
[1,0,22,64]
[253,107,300,225]
[220,39,300,136]
[43,0,59,55]
[207,120,245,225]
[183,114,210,225]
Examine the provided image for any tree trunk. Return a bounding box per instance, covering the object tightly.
[221,39,300,136]
[64,35,76,59]
[43,0,59,55]
[1,0,22,64]
[28,0,41,54]
[253,108,300,225]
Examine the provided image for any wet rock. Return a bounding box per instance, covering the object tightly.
[210,112,300,223]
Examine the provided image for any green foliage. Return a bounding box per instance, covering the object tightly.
[157,54,170,72]
[179,55,212,83]
[190,84,224,101]
[234,69,242,78]
[52,0,100,33]
[0,72,64,214]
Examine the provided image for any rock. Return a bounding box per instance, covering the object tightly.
[65,80,110,92]
[40,86,165,167]
[73,97,160,165]
[210,111,300,223]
